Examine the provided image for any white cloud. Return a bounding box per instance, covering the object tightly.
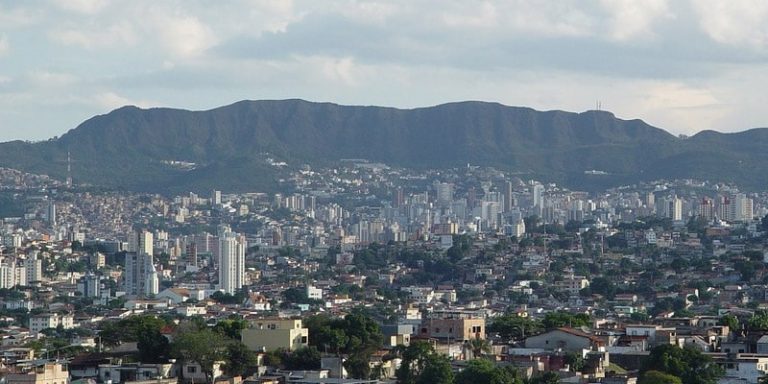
[50,0,107,14]
[0,5,42,28]
[636,82,727,134]
[441,2,499,29]
[52,22,137,49]
[0,35,8,55]
[318,56,364,86]
[146,11,217,58]
[3,0,768,142]
[92,91,152,110]
[26,71,78,88]
[691,0,768,49]
[600,0,673,41]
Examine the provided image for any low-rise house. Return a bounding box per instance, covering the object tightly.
[5,362,70,384]
[524,328,604,352]
[241,319,308,352]
[29,313,74,335]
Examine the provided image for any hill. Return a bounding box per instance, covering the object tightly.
[0,99,766,193]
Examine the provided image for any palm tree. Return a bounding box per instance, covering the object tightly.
[464,338,491,359]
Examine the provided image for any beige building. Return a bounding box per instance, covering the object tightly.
[418,311,485,342]
[6,363,69,384]
[241,319,308,352]
[554,275,590,294]
[29,313,74,335]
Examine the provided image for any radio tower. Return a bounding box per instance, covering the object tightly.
[66,151,72,188]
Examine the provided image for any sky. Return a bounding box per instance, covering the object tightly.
[1,0,768,142]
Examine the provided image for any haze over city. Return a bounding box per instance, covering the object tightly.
[2,0,768,141]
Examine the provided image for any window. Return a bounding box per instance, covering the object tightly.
[188,366,197,373]
[301,336,308,344]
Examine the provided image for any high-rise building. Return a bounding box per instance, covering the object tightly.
[731,193,754,222]
[393,187,405,208]
[25,252,43,283]
[212,190,222,205]
[0,259,22,289]
[47,201,56,227]
[503,181,514,212]
[124,252,156,297]
[435,182,453,208]
[697,197,714,220]
[145,266,159,296]
[186,242,198,269]
[77,273,101,297]
[532,184,544,212]
[218,229,246,294]
[128,230,154,256]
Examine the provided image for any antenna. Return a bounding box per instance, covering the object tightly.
[66,151,72,188]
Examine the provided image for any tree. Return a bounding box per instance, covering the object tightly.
[283,346,321,370]
[344,353,372,380]
[223,342,257,378]
[747,311,768,331]
[137,327,170,363]
[100,315,166,348]
[488,315,542,340]
[214,318,248,340]
[564,352,585,372]
[640,345,724,384]
[588,277,616,298]
[396,341,438,384]
[530,371,561,384]
[718,314,739,331]
[455,358,521,384]
[542,312,591,328]
[172,327,229,383]
[416,354,453,384]
[639,370,683,384]
[465,338,491,359]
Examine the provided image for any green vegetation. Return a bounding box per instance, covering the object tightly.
[6,100,768,193]
[455,359,521,384]
[640,345,724,384]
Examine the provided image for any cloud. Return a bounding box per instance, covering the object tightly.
[49,0,107,14]
[3,0,768,143]
[92,91,153,110]
[600,0,673,41]
[0,4,42,27]
[148,12,217,58]
[26,71,78,88]
[52,22,137,49]
[692,0,768,49]
[0,35,8,55]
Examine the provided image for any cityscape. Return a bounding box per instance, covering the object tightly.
[3,2,768,384]
[0,159,767,384]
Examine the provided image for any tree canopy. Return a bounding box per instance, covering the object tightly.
[640,345,723,384]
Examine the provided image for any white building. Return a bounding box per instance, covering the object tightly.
[29,313,74,334]
[25,252,43,283]
[306,285,323,300]
[218,229,246,294]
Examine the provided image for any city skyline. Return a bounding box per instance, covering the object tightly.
[2,1,768,141]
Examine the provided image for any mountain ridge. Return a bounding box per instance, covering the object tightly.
[2,99,767,193]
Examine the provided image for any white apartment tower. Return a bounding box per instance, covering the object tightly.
[218,229,246,294]
[25,251,43,283]
[124,230,156,296]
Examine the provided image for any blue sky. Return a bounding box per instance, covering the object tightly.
[1,0,768,141]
